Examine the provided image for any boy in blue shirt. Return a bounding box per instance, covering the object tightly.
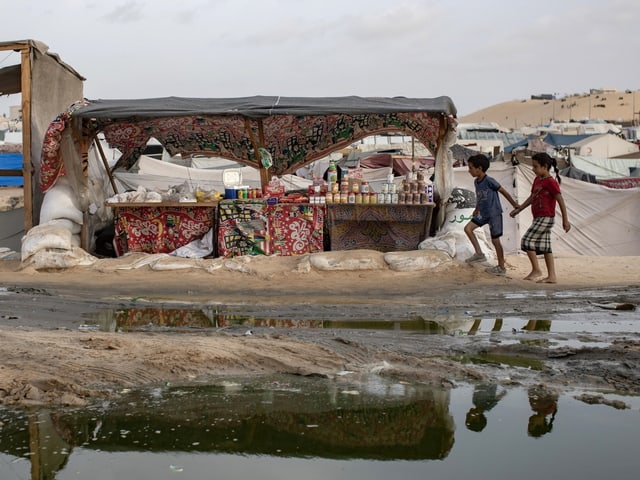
[464,154,519,275]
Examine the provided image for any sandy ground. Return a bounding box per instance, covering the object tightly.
[1,252,639,408]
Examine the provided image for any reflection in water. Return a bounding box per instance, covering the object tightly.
[527,384,558,437]
[465,383,507,432]
[84,307,558,338]
[2,379,640,480]
[0,375,454,478]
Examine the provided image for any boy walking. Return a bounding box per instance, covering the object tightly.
[464,154,519,275]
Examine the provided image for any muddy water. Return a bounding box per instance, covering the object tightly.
[1,374,638,480]
[82,305,640,348]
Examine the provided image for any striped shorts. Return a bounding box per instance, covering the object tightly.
[521,216,555,254]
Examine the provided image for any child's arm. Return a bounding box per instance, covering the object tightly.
[555,193,571,232]
[510,195,531,217]
[498,187,519,209]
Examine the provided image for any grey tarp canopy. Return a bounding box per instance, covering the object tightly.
[69,95,457,177]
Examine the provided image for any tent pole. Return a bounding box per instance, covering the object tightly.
[257,120,270,187]
[94,138,119,195]
[21,46,34,231]
[245,118,271,188]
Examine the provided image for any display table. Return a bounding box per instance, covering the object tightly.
[106,202,217,255]
[326,203,434,252]
[217,200,325,257]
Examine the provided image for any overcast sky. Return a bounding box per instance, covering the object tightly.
[1,0,639,117]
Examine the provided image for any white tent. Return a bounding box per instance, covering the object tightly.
[571,133,639,158]
[568,155,640,180]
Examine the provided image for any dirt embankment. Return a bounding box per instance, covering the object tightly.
[1,253,639,407]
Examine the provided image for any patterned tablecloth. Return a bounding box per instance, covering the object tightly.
[326,203,434,252]
[110,203,216,255]
[217,200,325,257]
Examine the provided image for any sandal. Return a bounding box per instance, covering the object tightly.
[485,265,506,276]
[465,253,487,263]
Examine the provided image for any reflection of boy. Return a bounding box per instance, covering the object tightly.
[527,384,558,437]
[465,383,507,432]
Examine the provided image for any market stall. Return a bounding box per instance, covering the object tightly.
[39,95,458,256]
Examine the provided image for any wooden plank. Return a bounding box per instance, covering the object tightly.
[20,47,33,231]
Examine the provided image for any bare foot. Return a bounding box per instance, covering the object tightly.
[536,277,557,284]
[523,271,543,281]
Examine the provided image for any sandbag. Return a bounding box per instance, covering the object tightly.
[40,176,84,224]
[21,223,73,260]
[309,250,387,271]
[21,247,97,270]
[384,250,452,271]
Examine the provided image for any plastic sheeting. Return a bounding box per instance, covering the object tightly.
[514,164,640,256]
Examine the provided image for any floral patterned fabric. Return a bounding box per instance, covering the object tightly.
[112,205,215,255]
[87,111,444,174]
[40,100,89,192]
[217,200,325,257]
[267,203,325,256]
[326,204,434,252]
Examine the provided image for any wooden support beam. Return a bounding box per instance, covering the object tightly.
[94,137,119,195]
[20,47,33,231]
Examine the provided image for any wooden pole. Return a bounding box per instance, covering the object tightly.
[20,46,34,231]
[94,137,119,195]
[257,119,270,188]
[244,118,270,188]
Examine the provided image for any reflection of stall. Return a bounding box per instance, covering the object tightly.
[217,200,325,257]
[41,96,458,254]
[326,203,434,252]
[106,202,217,255]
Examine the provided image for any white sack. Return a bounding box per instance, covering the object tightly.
[21,223,73,260]
[40,176,84,224]
[170,229,214,258]
[22,247,97,270]
[384,250,452,271]
[309,250,387,271]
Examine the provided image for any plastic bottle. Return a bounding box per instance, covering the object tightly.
[328,160,338,186]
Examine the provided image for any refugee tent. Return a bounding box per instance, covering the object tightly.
[568,155,640,180]
[569,133,639,158]
[543,133,593,149]
[358,152,435,176]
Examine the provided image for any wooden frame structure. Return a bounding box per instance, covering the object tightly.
[0,39,84,231]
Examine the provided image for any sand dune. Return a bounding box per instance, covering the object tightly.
[459,89,640,130]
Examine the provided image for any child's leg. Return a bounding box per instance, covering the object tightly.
[523,250,543,280]
[491,237,505,268]
[464,222,483,255]
[537,253,557,283]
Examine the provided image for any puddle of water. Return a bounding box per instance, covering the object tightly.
[81,307,640,340]
[1,375,638,480]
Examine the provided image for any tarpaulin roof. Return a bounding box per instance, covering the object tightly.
[72,95,457,119]
[543,133,592,147]
[51,95,457,181]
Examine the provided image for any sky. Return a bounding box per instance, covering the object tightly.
[1,0,640,118]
